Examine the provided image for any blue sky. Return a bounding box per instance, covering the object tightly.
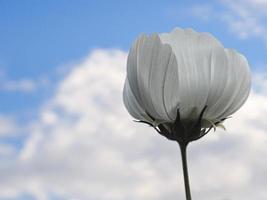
[1,0,267,117]
[0,1,267,200]
[1,0,267,116]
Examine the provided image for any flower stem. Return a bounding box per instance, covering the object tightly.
[179,142,192,200]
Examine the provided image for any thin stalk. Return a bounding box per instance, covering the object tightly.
[179,143,192,200]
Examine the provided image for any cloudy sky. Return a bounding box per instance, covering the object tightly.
[0,0,267,200]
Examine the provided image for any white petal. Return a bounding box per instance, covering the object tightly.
[202,47,229,119]
[127,34,179,121]
[126,34,158,119]
[160,28,223,119]
[162,52,180,120]
[126,35,146,109]
[135,34,163,119]
[216,49,251,119]
[123,78,152,123]
[147,35,177,121]
[125,27,251,123]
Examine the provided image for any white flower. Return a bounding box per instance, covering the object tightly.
[123,28,251,142]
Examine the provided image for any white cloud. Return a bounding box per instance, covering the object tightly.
[190,5,214,21]
[0,116,17,137]
[0,144,16,157]
[240,0,267,8]
[0,79,36,92]
[253,72,267,94]
[0,49,267,200]
[0,73,51,93]
[190,0,267,42]
[220,0,267,40]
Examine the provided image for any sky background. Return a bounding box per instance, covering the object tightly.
[0,0,267,200]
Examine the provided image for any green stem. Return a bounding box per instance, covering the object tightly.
[179,143,192,200]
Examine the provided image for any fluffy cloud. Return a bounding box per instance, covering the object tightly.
[253,73,267,94]
[0,49,266,200]
[220,0,267,40]
[191,0,267,42]
[0,116,17,137]
[0,73,51,93]
[0,79,36,92]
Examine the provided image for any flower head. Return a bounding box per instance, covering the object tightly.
[123,28,251,144]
